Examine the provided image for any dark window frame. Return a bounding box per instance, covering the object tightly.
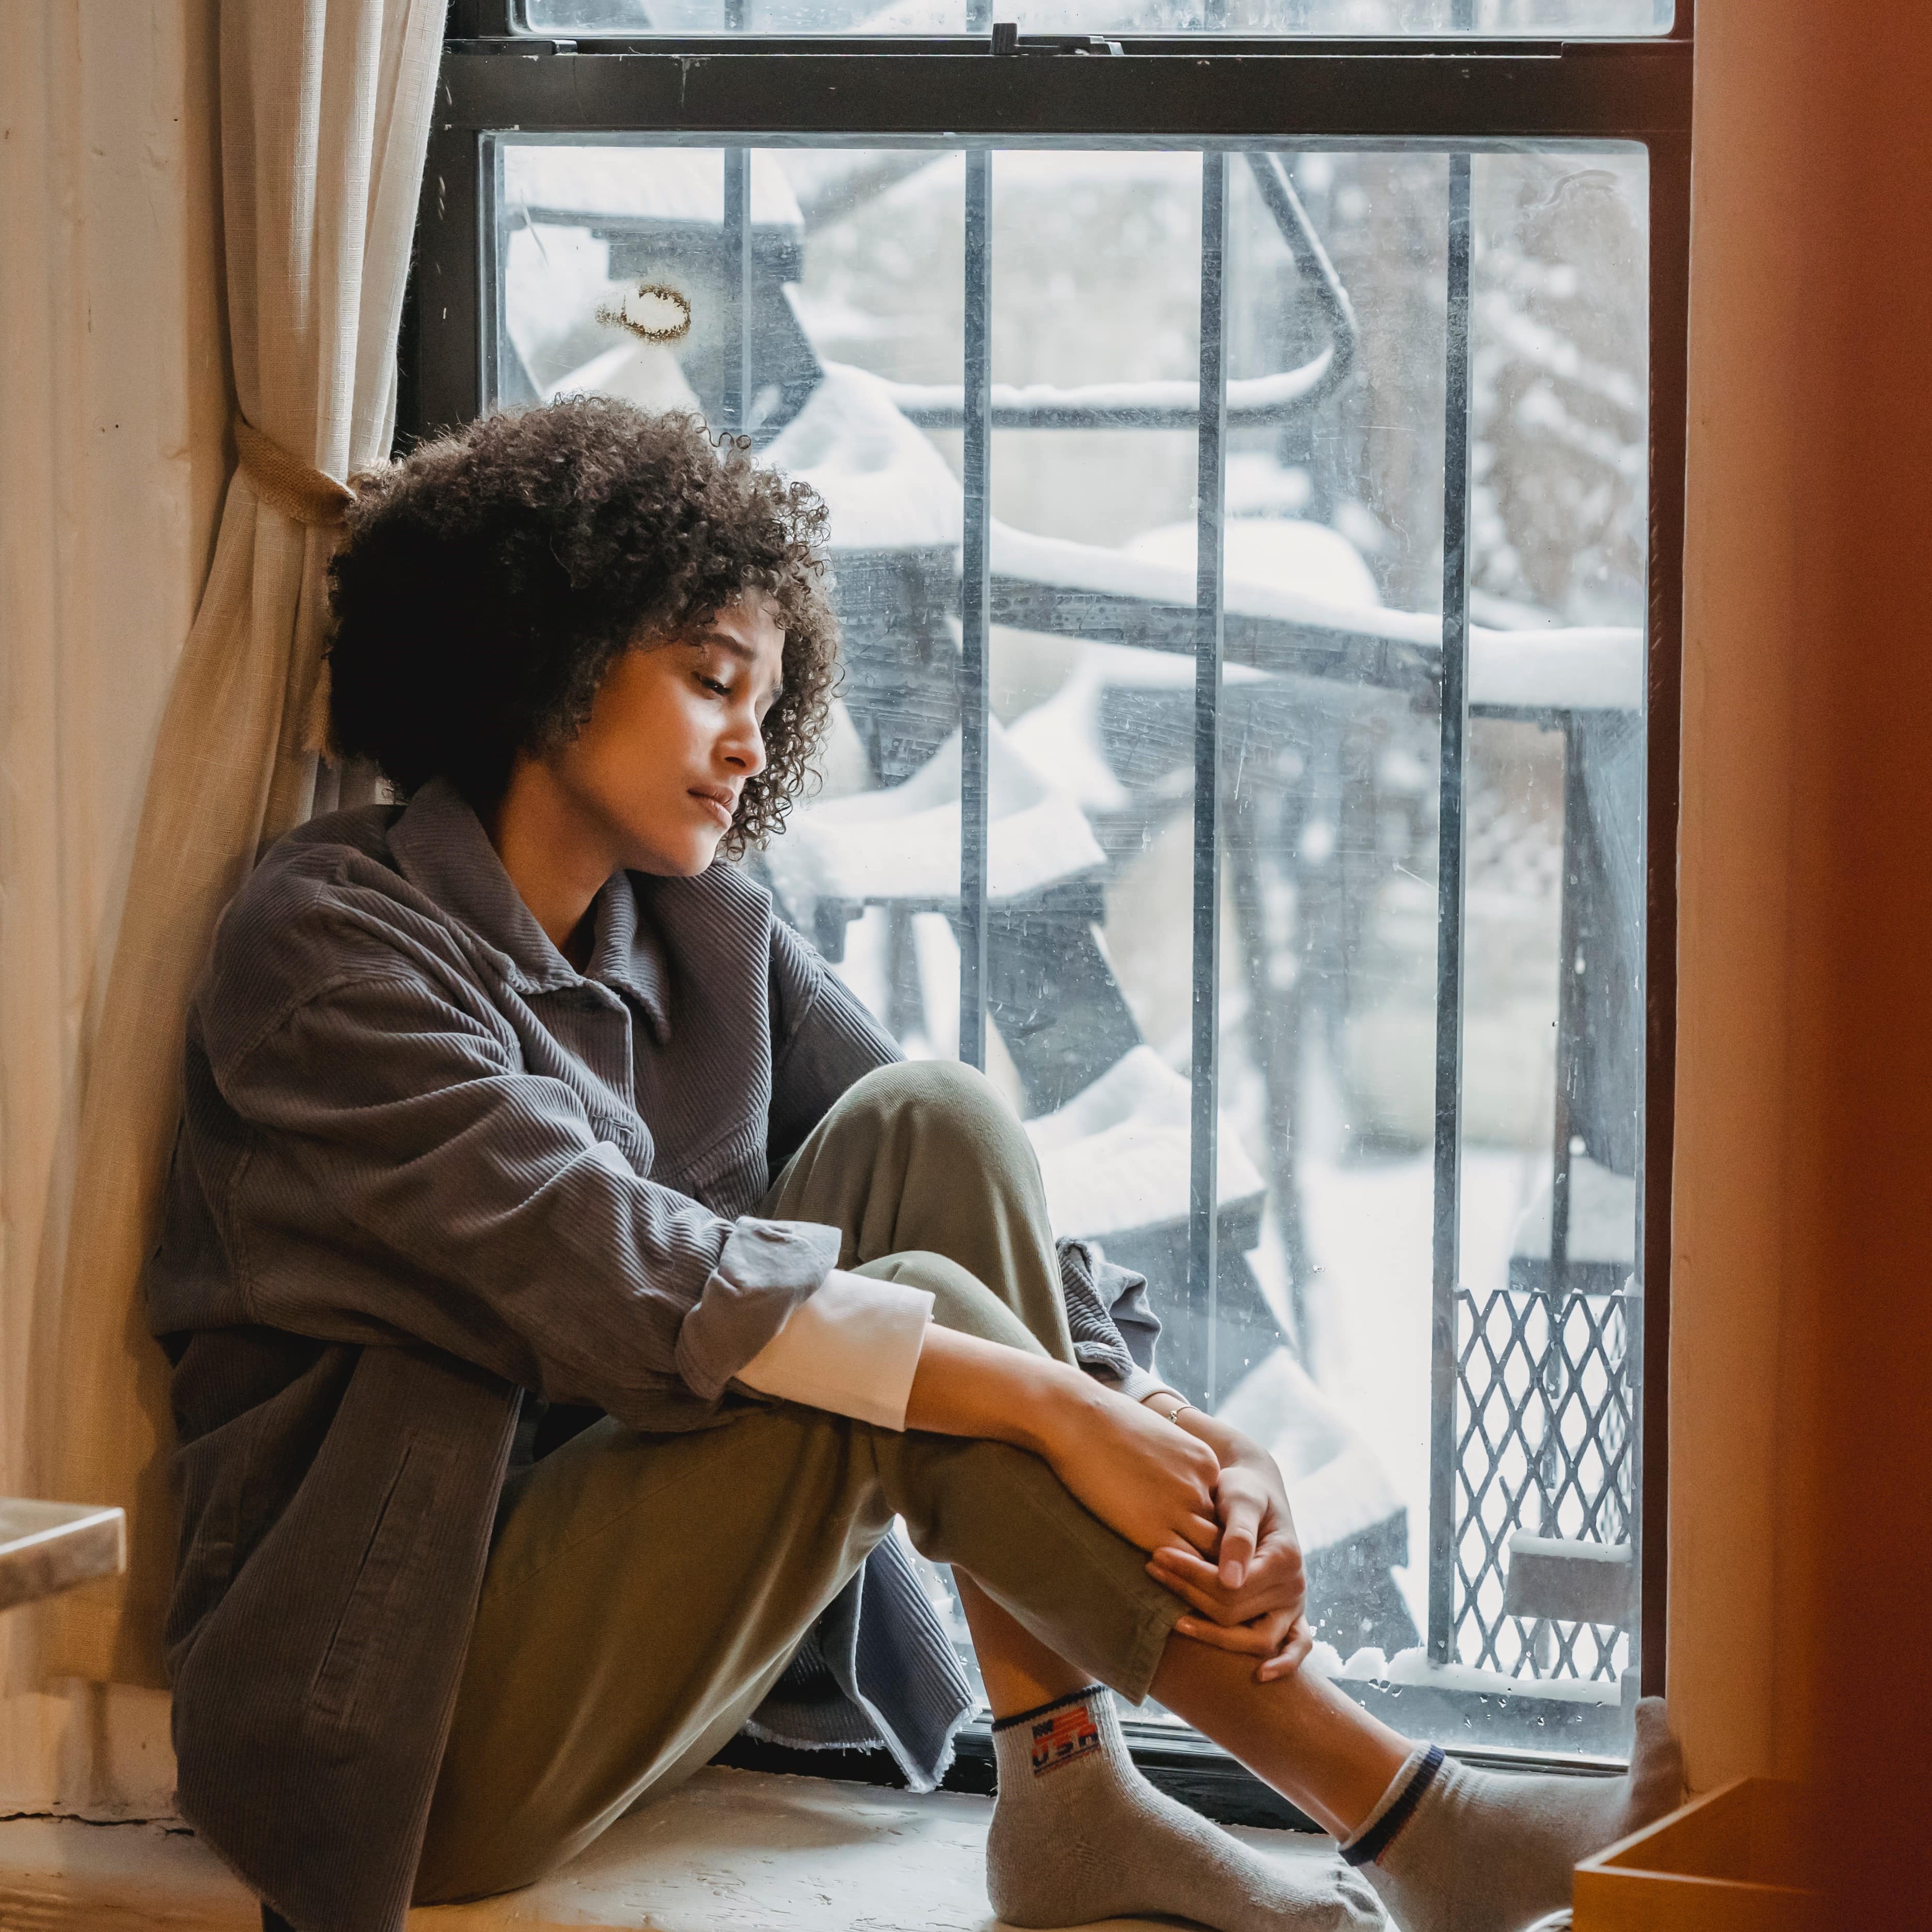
[407,4,1690,1826]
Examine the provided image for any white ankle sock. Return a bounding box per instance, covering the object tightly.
[987,1687,1381,1932]
[1340,1697,1682,1932]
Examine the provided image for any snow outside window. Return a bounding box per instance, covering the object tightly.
[493,137,1651,1757]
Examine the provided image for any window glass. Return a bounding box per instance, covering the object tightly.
[492,134,1649,1754]
[527,0,1672,36]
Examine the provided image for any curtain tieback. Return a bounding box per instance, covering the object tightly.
[233,418,351,755]
[234,418,355,528]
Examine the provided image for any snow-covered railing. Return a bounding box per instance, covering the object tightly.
[974,522,1646,713]
[880,351,1340,430]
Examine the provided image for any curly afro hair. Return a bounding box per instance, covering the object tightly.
[326,397,839,855]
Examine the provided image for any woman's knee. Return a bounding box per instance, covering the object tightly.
[834,1059,1024,1161]
[857,1251,1048,1358]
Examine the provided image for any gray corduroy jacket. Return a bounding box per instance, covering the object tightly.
[145,779,1158,1932]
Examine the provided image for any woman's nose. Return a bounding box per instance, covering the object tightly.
[722,706,768,776]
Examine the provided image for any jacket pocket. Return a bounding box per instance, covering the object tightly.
[308,1431,449,1733]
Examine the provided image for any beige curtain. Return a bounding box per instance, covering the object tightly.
[36,0,446,1689]
[0,6,226,1786]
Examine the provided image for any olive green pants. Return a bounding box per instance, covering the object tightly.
[414,1060,1183,1904]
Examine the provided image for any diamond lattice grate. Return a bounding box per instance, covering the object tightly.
[1452,1281,1635,1680]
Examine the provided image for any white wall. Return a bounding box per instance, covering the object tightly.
[0,0,225,1815]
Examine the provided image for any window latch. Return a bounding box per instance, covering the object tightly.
[989,22,1124,55]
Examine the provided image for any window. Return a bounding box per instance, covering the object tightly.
[417,1,1688,1799]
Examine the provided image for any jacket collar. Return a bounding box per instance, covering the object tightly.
[586,867,674,1040]
[388,778,673,1038]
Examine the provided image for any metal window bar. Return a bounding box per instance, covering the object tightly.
[954,0,992,1073]
[1551,719,1587,1288]
[1534,748,1585,1678]
[1190,152,1229,1407]
[958,147,991,1072]
[1427,148,1475,1666]
[721,148,752,431]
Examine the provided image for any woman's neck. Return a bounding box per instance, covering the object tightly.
[486,761,621,965]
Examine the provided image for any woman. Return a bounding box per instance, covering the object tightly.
[148,400,1678,1932]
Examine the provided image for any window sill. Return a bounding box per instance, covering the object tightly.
[0,1764,1336,1931]
[722,1697,1630,1836]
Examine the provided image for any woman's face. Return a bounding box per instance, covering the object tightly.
[543,593,785,878]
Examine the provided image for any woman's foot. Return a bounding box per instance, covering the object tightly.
[987,1687,1382,1931]
[1341,1697,1682,1932]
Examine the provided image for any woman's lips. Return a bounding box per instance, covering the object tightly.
[690,789,734,829]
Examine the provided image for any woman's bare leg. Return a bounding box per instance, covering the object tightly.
[959,1556,1410,1838]
[961,1566,1411,1837]
[1150,1629,1412,1839]
[954,1573,1089,1715]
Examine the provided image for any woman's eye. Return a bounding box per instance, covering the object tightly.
[698,675,731,698]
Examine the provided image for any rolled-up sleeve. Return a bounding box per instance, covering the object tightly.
[675,1219,846,1403]
[209,967,841,1429]
[735,1267,935,1430]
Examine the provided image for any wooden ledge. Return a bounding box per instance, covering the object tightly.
[0,1500,125,1613]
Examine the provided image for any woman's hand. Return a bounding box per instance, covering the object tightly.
[1032,1377,1225,1559]
[1145,1412,1313,1681]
